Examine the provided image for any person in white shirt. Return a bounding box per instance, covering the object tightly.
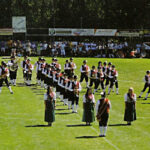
[0,61,13,94]
[24,59,34,86]
[124,87,136,125]
[82,88,95,125]
[80,60,90,88]
[44,86,56,126]
[96,92,111,137]
[69,75,82,113]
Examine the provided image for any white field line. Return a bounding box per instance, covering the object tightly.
[75,113,120,150]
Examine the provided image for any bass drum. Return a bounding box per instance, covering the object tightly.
[116,50,125,58]
[140,50,146,58]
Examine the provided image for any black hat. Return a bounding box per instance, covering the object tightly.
[108,62,112,65]
[146,70,150,74]
[83,60,87,63]
[74,75,78,79]
[70,58,73,60]
[112,65,115,68]
[98,61,102,64]
[92,66,95,69]
[66,60,69,62]
[104,61,107,65]
[1,61,7,66]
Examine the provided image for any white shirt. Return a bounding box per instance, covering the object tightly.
[96,99,111,114]
[124,94,136,102]
[44,93,56,101]
[83,94,95,103]
[80,65,90,73]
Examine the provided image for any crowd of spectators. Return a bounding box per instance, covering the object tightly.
[0,40,146,58]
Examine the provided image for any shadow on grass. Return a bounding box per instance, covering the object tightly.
[55,112,72,115]
[76,136,99,139]
[25,125,50,127]
[141,103,150,104]
[66,124,90,127]
[56,104,65,106]
[55,108,68,111]
[108,124,128,127]
[35,94,44,95]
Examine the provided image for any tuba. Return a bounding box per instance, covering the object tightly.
[9,57,20,72]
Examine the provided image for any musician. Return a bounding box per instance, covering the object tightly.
[108,65,119,95]
[55,59,61,71]
[0,61,13,94]
[21,56,28,83]
[44,86,56,126]
[105,62,112,89]
[96,92,111,137]
[40,58,46,88]
[34,57,42,85]
[41,63,49,89]
[59,73,68,105]
[97,61,103,70]
[66,76,74,109]
[71,75,82,113]
[51,58,57,70]
[82,88,95,126]
[7,56,18,86]
[124,87,136,125]
[80,60,90,88]
[102,61,107,82]
[89,66,97,88]
[94,68,105,94]
[64,60,69,76]
[68,58,76,77]
[138,71,150,99]
[24,59,34,86]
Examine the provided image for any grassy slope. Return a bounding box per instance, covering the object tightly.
[0,57,150,150]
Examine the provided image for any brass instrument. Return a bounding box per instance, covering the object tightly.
[9,57,20,72]
[74,87,79,95]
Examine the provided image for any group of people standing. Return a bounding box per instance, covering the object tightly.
[0,56,137,137]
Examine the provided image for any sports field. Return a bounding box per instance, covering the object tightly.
[0,57,150,150]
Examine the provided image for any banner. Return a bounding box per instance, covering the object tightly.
[116,30,140,37]
[0,28,13,35]
[94,29,117,36]
[49,28,72,36]
[72,29,94,36]
[12,16,26,33]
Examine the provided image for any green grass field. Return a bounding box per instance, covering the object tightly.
[0,57,150,150]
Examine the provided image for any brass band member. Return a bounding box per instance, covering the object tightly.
[71,75,82,113]
[96,92,111,137]
[68,58,76,77]
[24,59,34,86]
[89,66,97,88]
[7,56,19,86]
[21,56,28,83]
[80,60,90,88]
[94,68,105,94]
[0,61,13,94]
